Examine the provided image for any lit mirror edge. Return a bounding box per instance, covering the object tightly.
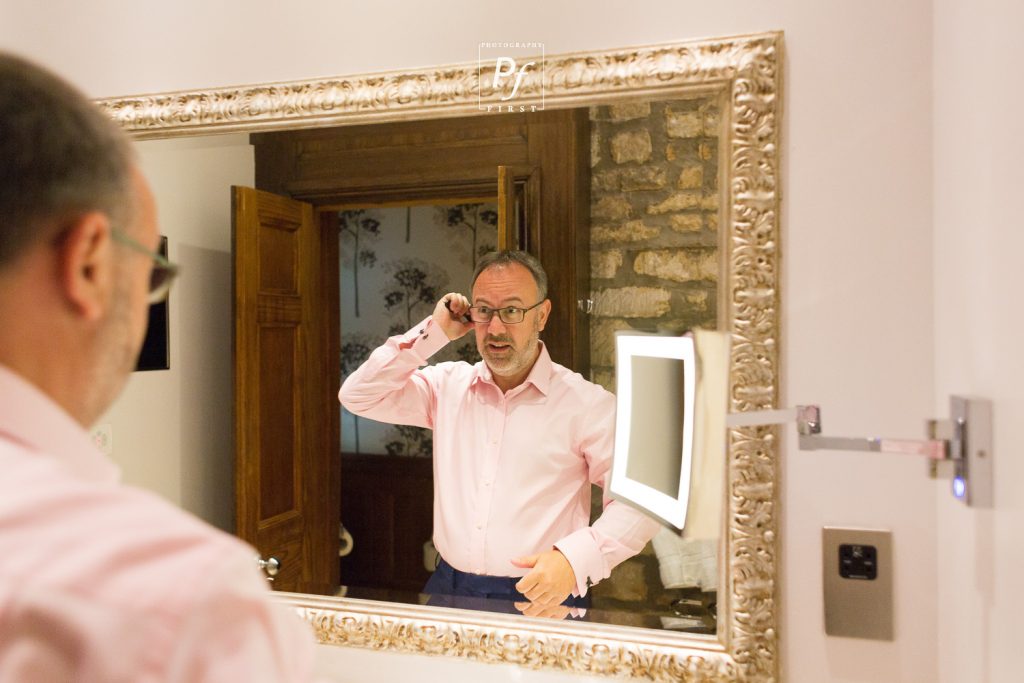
[610,333,696,530]
[109,31,782,683]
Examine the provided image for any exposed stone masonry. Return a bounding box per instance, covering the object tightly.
[587,96,720,619]
[589,96,720,393]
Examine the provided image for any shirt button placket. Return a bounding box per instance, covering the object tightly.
[476,391,505,573]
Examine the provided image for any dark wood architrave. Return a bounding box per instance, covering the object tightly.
[497,165,516,250]
[317,209,342,593]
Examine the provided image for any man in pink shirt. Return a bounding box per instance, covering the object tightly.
[340,250,661,617]
[0,53,317,681]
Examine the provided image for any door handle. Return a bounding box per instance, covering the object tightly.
[338,523,354,558]
[256,555,281,582]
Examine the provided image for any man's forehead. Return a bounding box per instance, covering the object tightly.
[471,263,537,302]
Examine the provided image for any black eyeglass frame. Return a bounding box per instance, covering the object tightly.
[467,299,546,324]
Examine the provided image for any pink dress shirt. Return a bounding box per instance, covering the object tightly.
[339,317,661,596]
[0,365,316,682]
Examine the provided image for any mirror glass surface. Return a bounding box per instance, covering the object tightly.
[135,91,724,634]
[627,354,688,498]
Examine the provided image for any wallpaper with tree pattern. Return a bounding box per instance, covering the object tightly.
[339,203,498,457]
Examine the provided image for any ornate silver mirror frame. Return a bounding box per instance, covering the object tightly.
[97,31,781,682]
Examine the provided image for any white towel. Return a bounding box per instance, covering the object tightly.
[682,328,730,540]
[652,528,718,590]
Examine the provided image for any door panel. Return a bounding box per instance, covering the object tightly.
[339,454,433,593]
[233,186,339,594]
[257,325,298,518]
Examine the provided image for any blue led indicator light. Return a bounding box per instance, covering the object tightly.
[952,476,966,499]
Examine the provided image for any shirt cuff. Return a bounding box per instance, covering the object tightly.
[553,529,607,597]
[398,316,450,361]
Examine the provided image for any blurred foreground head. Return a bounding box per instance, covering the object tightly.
[0,53,159,425]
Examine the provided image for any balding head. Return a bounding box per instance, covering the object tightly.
[0,54,155,426]
[0,52,136,269]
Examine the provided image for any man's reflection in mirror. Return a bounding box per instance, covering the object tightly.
[340,250,661,618]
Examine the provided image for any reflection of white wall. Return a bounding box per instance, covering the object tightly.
[98,134,253,533]
[5,2,1022,682]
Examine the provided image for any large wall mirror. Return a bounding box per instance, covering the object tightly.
[99,32,781,682]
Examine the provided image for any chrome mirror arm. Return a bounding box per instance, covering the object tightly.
[726,396,992,507]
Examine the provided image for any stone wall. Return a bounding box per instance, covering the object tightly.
[587,96,720,621]
[589,96,720,391]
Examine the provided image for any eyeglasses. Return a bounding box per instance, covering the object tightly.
[468,300,544,324]
[111,230,180,304]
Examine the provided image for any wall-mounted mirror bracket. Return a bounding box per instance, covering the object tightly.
[727,396,992,507]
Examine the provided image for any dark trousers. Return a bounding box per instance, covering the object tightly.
[423,557,589,612]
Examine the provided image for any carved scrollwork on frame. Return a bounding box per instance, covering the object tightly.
[105,31,782,682]
[290,595,744,681]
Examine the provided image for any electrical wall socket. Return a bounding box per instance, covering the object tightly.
[823,527,893,640]
[90,423,113,456]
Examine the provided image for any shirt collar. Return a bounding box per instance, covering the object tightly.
[472,341,553,397]
[0,364,120,484]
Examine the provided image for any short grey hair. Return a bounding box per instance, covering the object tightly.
[0,52,136,269]
[471,250,548,301]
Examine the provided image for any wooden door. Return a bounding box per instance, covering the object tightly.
[233,186,340,594]
[339,454,434,593]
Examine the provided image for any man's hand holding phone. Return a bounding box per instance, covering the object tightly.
[433,293,473,341]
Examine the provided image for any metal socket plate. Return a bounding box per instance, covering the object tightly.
[823,527,893,640]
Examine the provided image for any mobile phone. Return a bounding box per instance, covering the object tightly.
[444,299,472,323]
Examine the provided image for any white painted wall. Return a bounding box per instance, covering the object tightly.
[933,2,1024,682]
[9,1,1008,681]
[97,134,254,533]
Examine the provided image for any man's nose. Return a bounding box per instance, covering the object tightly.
[485,314,508,335]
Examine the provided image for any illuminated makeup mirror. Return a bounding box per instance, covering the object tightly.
[610,333,697,529]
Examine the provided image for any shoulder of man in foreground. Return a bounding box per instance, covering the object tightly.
[0,443,318,683]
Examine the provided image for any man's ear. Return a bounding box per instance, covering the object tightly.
[56,212,115,322]
[537,298,552,331]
